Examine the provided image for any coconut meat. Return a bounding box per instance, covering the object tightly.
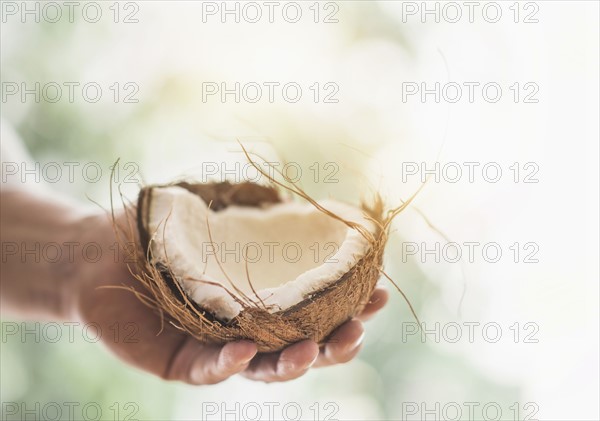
[147,186,376,320]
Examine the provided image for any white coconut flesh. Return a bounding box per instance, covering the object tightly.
[147,186,377,320]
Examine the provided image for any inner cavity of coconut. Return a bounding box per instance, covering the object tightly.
[147,186,376,320]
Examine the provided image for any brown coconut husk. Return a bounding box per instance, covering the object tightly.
[133,180,388,352]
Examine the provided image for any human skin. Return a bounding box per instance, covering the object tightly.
[0,185,389,384]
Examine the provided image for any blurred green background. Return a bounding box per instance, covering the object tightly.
[4,1,598,420]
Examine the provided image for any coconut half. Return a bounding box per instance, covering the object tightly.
[136,181,387,352]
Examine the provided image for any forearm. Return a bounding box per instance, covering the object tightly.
[0,185,93,321]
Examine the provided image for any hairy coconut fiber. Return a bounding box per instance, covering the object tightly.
[134,181,388,352]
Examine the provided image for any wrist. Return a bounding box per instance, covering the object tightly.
[0,189,96,321]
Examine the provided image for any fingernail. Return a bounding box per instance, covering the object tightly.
[240,355,254,366]
[350,331,365,350]
[308,350,319,367]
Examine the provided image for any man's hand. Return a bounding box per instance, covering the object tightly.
[64,209,390,384]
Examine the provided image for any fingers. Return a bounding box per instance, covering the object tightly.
[356,286,389,321]
[193,340,258,385]
[168,313,368,383]
[166,338,257,385]
[276,340,320,379]
[242,340,319,383]
[240,287,385,378]
[314,318,364,368]
[112,286,384,384]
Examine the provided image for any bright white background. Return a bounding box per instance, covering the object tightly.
[1,1,598,420]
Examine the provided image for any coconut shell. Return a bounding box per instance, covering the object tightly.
[135,181,386,352]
